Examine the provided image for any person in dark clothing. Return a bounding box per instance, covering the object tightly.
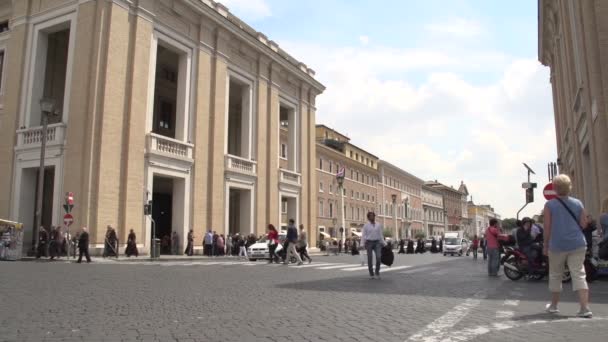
[184,229,194,256]
[125,229,138,257]
[77,227,91,263]
[480,237,487,260]
[406,239,415,254]
[439,238,443,252]
[284,219,303,265]
[415,238,425,254]
[338,239,342,254]
[584,216,597,253]
[430,237,438,253]
[517,217,537,274]
[49,226,60,260]
[103,226,118,258]
[36,226,48,259]
[398,239,406,254]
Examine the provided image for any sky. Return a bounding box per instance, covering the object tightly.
[221,0,555,219]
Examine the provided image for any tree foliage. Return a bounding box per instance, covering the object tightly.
[501,218,519,230]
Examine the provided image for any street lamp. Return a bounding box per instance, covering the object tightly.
[391,194,397,240]
[31,98,59,255]
[336,166,346,244]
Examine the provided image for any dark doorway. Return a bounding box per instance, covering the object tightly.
[152,176,173,254]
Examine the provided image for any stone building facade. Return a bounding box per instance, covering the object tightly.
[425,181,467,232]
[422,185,445,237]
[539,0,608,216]
[378,161,424,240]
[315,125,379,241]
[0,0,324,254]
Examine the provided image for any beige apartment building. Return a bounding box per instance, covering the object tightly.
[468,202,501,238]
[0,0,324,255]
[315,125,379,241]
[539,0,608,216]
[422,185,445,237]
[426,180,467,232]
[378,161,424,239]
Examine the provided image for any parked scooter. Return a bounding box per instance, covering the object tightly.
[501,243,571,282]
[584,240,608,282]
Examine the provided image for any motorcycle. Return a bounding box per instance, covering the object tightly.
[584,240,608,282]
[501,244,571,282]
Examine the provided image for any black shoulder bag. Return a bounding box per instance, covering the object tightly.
[555,197,584,229]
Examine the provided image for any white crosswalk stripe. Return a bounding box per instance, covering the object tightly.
[399,266,437,274]
[315,264,351,270]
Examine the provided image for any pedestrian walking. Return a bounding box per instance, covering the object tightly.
[284,219,303,265]
[36,226,48,259]
[103,225,118,258]
[171,231,179,255]
[77,227,91,263]
[406,239,414,254]
[362,212,384,279]
[184,229,194,256]
[471,235,479,260]
[49,226,60,260]
[485,218,501,276]
[338,239,342,254]
[543,174,592,318]
[237,235,248,259]
[125,229,138,257]
[204,230,213,257]
[398,239,406,254]
[298,224,312,264]
[267,225,279,263]
[480,237,487,260]
[430,237,439,253]
[217,234,225,256]
[226,234,233,257]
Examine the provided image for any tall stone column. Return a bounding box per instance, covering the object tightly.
[255,57,270,234]
[267,63,280,228]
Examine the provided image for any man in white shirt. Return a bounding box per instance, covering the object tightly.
[361,212,385,279]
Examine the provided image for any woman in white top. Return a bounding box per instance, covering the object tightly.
[361,212,385,279]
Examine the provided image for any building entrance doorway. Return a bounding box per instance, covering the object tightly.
[228,188,252,236]
[18,166,55,253]
[152,176,174,254]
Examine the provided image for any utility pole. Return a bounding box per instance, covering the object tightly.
[336,165,346,244]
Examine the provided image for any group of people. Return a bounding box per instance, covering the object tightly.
[397,237,443,254]
[34,225,72,259]
[267,220,312,265]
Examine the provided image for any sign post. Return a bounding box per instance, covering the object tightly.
[63,213,74,227]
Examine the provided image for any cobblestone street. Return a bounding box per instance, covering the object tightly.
[1,254,607,341]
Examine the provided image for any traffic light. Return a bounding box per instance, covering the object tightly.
[526,188,534,204]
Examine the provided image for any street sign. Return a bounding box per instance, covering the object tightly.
[63,213,74,227]
[543,183,557,200]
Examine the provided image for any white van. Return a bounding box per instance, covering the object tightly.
[443,232,469,256]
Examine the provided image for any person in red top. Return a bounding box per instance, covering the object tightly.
[471,235,480,260]
[485,219,501,276]
[267,224,279,264]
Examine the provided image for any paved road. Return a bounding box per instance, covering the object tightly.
[1,253,607,341]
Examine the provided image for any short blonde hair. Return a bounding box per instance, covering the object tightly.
[553,174,572,196]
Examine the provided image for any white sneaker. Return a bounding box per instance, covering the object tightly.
[577,308,593,318]
[545,304,559,314]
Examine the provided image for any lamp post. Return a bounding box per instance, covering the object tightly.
[391,194,397,241]
[31,98,58,255]
[336,169,346,245]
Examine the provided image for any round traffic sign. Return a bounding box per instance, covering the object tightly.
[543,183,557,201]
[63,213,74,227]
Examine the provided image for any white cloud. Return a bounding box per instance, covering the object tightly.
[359,35,370,45]
[283,40,555,219]
[426,18,484,37]
[219,0,271,20]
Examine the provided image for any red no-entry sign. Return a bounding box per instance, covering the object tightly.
[63,213,74,227]
[543,183,558,201]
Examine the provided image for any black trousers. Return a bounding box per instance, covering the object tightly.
[78,247,91,263]
[268,244,278,263]
[36,242,47,258]
[299,246,312,262]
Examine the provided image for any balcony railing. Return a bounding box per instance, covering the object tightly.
[225,154,257,175]
[16,123,66,148]
[280,168,301,186]
[147,133,193,160]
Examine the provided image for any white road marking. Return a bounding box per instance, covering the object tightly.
[377,265,412,273]
[495,311,515,319]
[430,269,448,276]
[407,297,482,342]
[315,264,351,270]
[297,263,334,268]
[445,316,608,342]
[399,266,437,274]
[503,300,520,306]
[340,266,370,272]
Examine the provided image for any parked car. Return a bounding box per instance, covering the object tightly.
[247,233,286,261]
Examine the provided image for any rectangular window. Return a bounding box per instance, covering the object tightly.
[351,190,354,198]
[329,184,333,194]
[281,200,288,214]
[372,196,375,202]
[350,169,354,179]
[350,151,353,158]
[329,203,334,218]
[319,182,324,192]
[280,143,288,159]
[319,158,323,169]
[329,162,333,173]
[319,201,324,217]
[357,208,360,220]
